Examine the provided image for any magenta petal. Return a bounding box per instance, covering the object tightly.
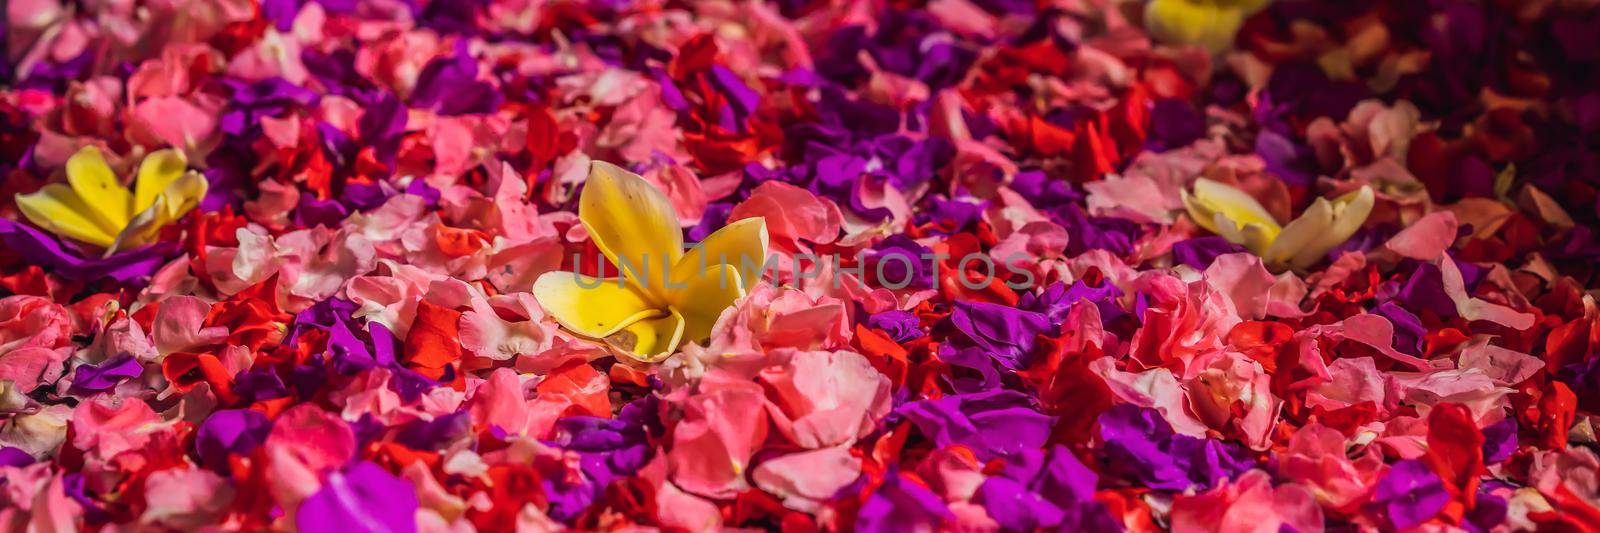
[296,461,418,533]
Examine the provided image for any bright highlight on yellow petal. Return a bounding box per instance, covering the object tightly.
[117,170,209,253]
[1183,178,1282,255]
[13,146,207,255]
[533,161,769,363]
[580,161,685,300]
[1184,178,1373,270]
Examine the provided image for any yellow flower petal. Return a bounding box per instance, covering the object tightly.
[671,217,769,292]
[1286,186,1374,270]
[133,149,190,214]
[532,271,661,339]
[670,264,746,343]
[580,161,684,301]
[110,171,209,254]
[1237,222,1279,256]
[1191,179,1280,228]
[152,170,208,221]
[110,198,167,255]
[64,146,133,229]
[1184,178,1282,253]
[1216,0,1272,12]
[14,184,120,247]
[609,308,685,362]
[1181,190,1216,233]
[1208,213,1279,256]
[1263,197,1333,266]
[1144,0,1248,54]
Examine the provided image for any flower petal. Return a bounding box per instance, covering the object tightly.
[1208,212,1277,256]
[672,217,769,292]
[1185,179,1282,254]
[610,307,686,362]
[1144,0,1247,53]
[1284,186,1374,269]
[133,149,191,214]
[111,171,209,253]
[64,146,134,227]
[580,161,684,301]
[14,184,120,247]
[1191,179,1281,229]
[671,264,746,343]
[1289,186,1375,269]
[532,272,660,338]
[1263,197,1334,267]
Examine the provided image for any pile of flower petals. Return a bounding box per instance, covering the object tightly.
[3,0,1600,531]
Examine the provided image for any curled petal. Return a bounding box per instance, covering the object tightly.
[1285,186,1374,269]
[1438,255,1534,330]
[1214,213,1279,257]
[1263,197,1334,267]
[133,149,191,214]
[113,171,209,253]
[611,307,686,361]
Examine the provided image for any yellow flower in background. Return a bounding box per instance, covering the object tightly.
[15,146,208,256]
[1144,0,1272,54]
[533,161,768,362]
[1183,178,1374,270]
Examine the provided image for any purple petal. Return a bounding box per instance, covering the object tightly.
[297,461,419,533]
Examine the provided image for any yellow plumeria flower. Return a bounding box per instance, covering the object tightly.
[533,161,768,362]
[1144,0,1272,54]
[15,146,208,256]
[1182,178,1374,270]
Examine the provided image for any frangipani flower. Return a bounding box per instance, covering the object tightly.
[533,162,768,362]
[14,146,208,255]
[1144,0,1272,54]
[1183,178,1373,270]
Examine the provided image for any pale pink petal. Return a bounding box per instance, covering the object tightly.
[1438,256,1536,330]
[1203,253,1279,320]
[1384,210,1458,261]
[125,95,221,153]
[752,445,863,511]
[1458,341,1545,385]
[0,347,68,393]
[1307,357,1390,414]
[730,181,843,247]
[759,350,891,449]
[656,482,723,531]
[1091,357,1210,437]
[71,396,162,461]
[141,466,234,529]
[1086,174,1174,224]
[668,371,770,499]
